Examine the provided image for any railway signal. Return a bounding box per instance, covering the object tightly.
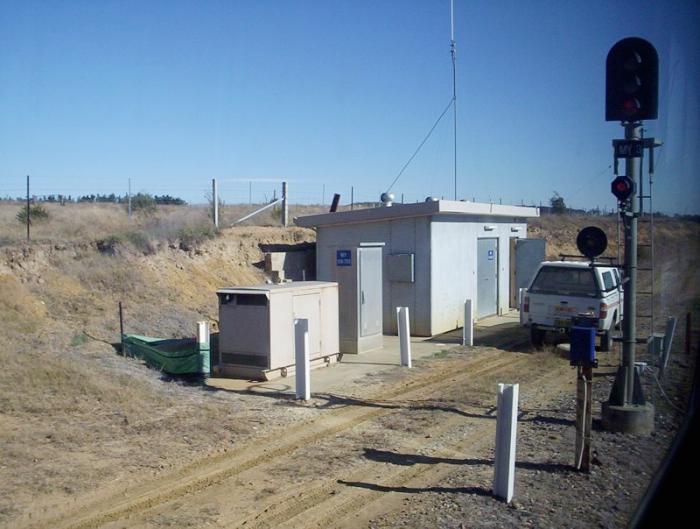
[606,37,658,122]
[602,37,661,437]
[611,175,635,202]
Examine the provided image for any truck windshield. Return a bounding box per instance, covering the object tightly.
[530,266,598,297]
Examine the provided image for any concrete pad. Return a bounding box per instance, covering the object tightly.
[206,334,460,396]
[602,402,655,436]
[477,311,520,328]
[205,313,526,397]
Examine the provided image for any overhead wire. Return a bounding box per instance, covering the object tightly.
[386,97,454,194]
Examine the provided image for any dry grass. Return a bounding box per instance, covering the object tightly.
[0,205,698,526]
[0,202,333,249]
[0,221,319,524]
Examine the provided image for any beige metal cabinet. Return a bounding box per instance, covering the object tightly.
[217,281,339,380]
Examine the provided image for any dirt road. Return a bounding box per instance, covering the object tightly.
[21,329,584,529]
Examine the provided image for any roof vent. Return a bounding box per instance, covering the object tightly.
[380,192,395,207]
[425,196,438,202]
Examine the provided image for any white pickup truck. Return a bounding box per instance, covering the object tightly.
[520,261,623,351]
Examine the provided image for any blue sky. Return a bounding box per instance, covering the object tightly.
[1,0,698,213]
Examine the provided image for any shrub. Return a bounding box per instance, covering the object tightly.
[177,224,216,251]
[550,192,567,214]
[128,193,157,216]
[95,235,122,255]
[16,204,49,224]
[124,230,156,255]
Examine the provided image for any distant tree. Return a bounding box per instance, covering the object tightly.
[154,194,186,205]
[129,193,157,215]
[550,192,567,214]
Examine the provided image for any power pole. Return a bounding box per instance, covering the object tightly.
[26,175,30,241]
[128,178,132,218]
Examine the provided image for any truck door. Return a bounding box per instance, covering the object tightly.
[512,238,546,308]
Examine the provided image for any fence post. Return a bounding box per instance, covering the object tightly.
[397,307,412,367]
[295,319,311,400]
[493,383,519,503]
[282,181,289,227]
[463,299,473,346]
[118,301,125,355]
[212,178,219,229]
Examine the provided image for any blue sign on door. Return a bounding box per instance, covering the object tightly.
[487,249,495,260]
[337,250,352,266]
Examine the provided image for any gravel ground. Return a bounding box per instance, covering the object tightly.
[367,348,696,529]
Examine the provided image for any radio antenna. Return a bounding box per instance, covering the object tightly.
[450,0,457,200]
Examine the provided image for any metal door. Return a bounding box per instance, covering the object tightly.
[358,247,382,337]
[293,293,321,356]
[515,238,545,291]
[477,238,498,319]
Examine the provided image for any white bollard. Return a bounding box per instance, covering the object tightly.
[294,318,311,400]
[463,299,473,346]
[397,307,412,368]
[197,321,210,347]
[197,321,211,376]
[493,383,519,503]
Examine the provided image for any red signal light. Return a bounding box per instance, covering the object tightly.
[611,175,634,201]
[623,98,640,116]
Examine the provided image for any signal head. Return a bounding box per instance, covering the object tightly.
[606,37,658,122]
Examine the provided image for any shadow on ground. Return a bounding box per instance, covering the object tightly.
[428,322,531,353]
[361,448,573,473]
[337,480,492,496]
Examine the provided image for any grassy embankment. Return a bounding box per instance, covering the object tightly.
[0,202,697,524]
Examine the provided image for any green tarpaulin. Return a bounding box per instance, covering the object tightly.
[122,334,210,375]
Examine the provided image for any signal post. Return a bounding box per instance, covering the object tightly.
[601,37,660,435]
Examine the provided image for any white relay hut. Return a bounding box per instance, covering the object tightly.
[296,200,540,337]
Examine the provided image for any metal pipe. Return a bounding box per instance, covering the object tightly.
[450,0,457,200]
[232,198,282,225]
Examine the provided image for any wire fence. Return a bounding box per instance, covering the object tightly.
[0,175,628,214]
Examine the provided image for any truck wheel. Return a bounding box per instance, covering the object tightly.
[600,328,613,352]
[530,326,545,347]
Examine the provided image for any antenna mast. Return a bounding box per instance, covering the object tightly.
[450,0,457,200]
